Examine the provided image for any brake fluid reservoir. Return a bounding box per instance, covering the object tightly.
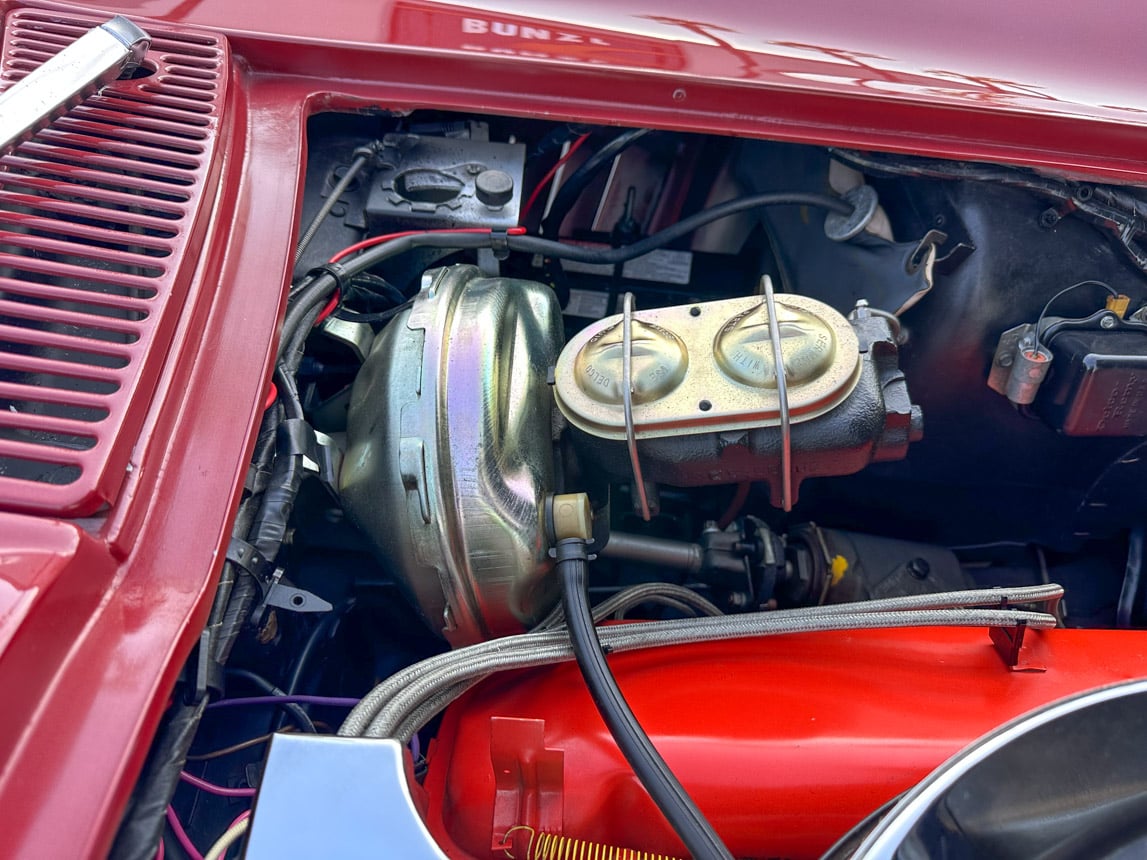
[553,286,921,508]
[554,292,861,440]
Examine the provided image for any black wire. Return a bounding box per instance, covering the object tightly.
[278,274,337,361]
[556,540,733,860]
[284,612,338,696]
[275,190,851,368]
[352,192,849,274]
[347,273,406,308]
[272,608,345,731]
[278,600,353,718]
[528,123,589,162]
[1034,279,1118,350]
[109,698,207,860]
[332,299,412,324]
[109,406,285,860]
[223,668,317,733]
[541,127,650,237]
[516,191,849,264]
[272,365,303,420]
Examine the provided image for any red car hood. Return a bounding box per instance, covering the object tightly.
[46,0,1147,121]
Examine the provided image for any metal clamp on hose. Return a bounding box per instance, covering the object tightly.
[0,16,151,157]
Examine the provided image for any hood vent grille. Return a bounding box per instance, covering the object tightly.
[0,10,228,515]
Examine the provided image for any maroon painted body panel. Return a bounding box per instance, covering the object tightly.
[29,0,1147,182]
[0,11,231,516]
[0,0,1145,857]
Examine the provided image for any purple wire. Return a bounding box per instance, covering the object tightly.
[180,770,257,798]
[205,694,359,709]
[165,805,203,860]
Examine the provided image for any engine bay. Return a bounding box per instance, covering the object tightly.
[153,110,1147,859]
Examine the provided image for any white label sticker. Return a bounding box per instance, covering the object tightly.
[621,249,693,285]
[564,288,611,318]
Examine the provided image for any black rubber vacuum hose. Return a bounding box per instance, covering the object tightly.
[556,539,734,860]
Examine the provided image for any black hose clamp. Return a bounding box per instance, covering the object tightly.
[226,536,275,581]
[304,262,350,295]
[489,229,511,260]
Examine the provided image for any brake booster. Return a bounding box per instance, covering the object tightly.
[340,265,922,644]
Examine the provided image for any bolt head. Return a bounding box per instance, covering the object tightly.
[907,558,931,580]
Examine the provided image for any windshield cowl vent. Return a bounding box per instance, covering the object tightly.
[0,10,228,516]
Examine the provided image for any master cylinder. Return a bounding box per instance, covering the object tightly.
[553,284,922,510]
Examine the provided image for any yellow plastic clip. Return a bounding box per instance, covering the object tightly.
[1106,293,1131,319]
[830,555,849,586]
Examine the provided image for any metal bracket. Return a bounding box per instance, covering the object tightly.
[761,276,793,512]
[260,566,333,615]
[228,537,330,616]
[280,418,343,493]
[227,536,275,581]
[489,718,565,853]
[990,623,1046,672]
[249,569,334,631]
[306,428,343,489]
[989,589,1060,671]
[622,292,651,521]
[905,229,947,275]
[476,246,501,277]
[320,315,376,364]
[184,627,223,704]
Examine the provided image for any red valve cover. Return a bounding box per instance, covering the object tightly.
[422,626,1147,859]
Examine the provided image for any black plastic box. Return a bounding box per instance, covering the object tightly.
[1038,329,1147,436]
[364,132,525,232]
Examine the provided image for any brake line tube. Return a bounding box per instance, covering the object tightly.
[340,584,1063,739]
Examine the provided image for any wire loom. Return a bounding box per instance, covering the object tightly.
[504,825,685,860]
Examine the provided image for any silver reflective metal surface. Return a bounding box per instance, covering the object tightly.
[247,735,448,860]
[852,678,1147,859]
[0,16,150,157]
[340,265,563,645]
[761,275,794,511]
[621,292,652,521]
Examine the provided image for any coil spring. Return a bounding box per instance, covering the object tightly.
[503,825,685,860]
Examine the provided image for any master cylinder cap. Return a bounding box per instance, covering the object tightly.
[715,302,837,388]
[574,318,688,405]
